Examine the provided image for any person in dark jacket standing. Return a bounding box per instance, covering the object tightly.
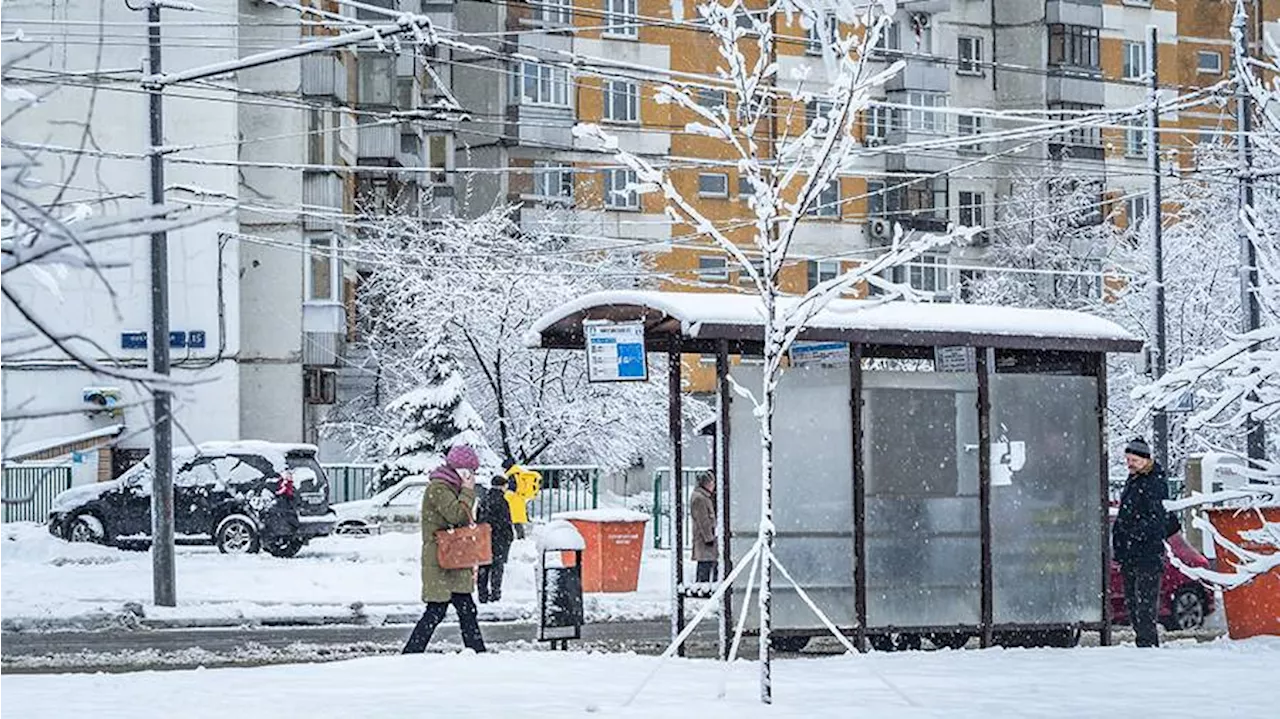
[476,475,514,603]
[1112,436,1169,648]
[690,472,718,583]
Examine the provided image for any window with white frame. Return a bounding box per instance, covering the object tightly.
[698,172,729,198]
[805,12,836,54]
[1125,118,1147,157]
[866,103,890,144]
[957,114,982,153]
[808,259,840,290]
[1126,195,1149,231]
[698,256,728,281]
[958,191,985,227]
[1123,41,1146,80]
[512,61,570,106]
[696,87,726,111]
[957,36,983,75]
[806,99,836,134]
[807,179,840,217]
[603,168,639,209]
[532,161,573,201]
[306,234,339,301]
[907,255,949,293]
[604,79,639,122]
[872,20,900,55]
[896,91,947,133]
[1197,50,1222,74]
[605,0,638,38]
[867,180,886,217]
[535,0,573,25]
[738,258,766,285]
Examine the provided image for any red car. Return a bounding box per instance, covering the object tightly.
[1108,531,1215,631]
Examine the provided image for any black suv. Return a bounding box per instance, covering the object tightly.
[48,442,336,557]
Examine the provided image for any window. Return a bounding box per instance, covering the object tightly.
[957,114,982,153]
[698,256,728,281]
[1197,50,1222,74]
[1049,102,1104,160]
[958,191,984,227]
[805,12,836,54]
[1125,118,1147,157]
[357,55,394,106]
[865,103,891,145]
[386,484,427,508]
[903,255,949,293]
[807,260,841,290]
[605,0,638,38]
[738,258,766,285]
[512,62,570,106]
[536,0,573,25]
[894,91,946,133]
[307,109,333,165]
[806,99,836,134]
[887,175,948,225]
[307,235,338,301]
[1123,41,1146,80]
[872,20,900,56]
[533,161,574,201]
[604,79,639,122]
[698,173,729,198]
[696,87,726,111]
[426,135,448,183]
[1053,259,1102,301]
[603,168,639,209]
[1048,24,1100,71]
[957,36,983,75]
[737,175,755,202]
[1126,195,1149,231]
[807,179,840,217]
[867,180,886,217]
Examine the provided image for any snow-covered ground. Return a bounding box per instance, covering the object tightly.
[1,521,679,630]
[4,638,1277,718]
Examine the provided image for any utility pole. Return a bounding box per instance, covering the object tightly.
[1147,26,1169,471]
[147,0,176,607]
[1234,1,1266,463]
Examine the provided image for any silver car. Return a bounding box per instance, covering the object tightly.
[331,477,429,535]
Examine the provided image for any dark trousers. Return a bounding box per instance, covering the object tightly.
[478,559,506,603]
[1122,562,1163,648]
[402,593,486,654]
[696,560,717,583]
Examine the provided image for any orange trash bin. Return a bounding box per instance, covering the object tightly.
[1205,506,1280,640]
[554,509,649,593]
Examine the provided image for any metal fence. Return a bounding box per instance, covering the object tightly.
[2,464,73,523]
[651,467,711,549]
[320,463,599,522]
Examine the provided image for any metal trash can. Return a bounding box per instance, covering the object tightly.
[537,519,586,650]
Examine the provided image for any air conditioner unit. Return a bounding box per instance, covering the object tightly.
[304,368,337,405]
[867,217,893,243]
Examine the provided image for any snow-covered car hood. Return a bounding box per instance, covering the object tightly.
[49,480,119,515]
[331,498,376,522]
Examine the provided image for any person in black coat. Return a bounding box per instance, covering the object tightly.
[1112,436,1171,647]
[476,476,515,603]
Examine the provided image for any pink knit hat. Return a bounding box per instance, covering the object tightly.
[446,445,480,471]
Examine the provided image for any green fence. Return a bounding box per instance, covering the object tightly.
[321,463,599,522]
[2,464,73,523]
[651,467,711,549]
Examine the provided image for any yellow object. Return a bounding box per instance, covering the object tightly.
[503,465,541,525]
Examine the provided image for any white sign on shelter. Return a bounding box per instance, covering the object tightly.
[584,320,647,382]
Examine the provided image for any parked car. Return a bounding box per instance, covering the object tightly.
[331,477,428,535]
[1109,530,1215,631]
[48,441,336,557]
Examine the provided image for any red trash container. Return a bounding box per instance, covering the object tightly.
[554,509,648,593]
[1205,506,1280,640]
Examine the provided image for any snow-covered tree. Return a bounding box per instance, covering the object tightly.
[326,205,687,474]
[374,333,498,493]
[584,0,967,702]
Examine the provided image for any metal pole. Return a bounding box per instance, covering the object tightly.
[976,348,993,648]
[147,1,176,607]
[668,346,686,657]
[1147,26,1169,471]
[1234,1,1266,463]
[716,340,732,661]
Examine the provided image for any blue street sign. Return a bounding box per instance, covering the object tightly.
[121,332,148,350]
[169,331,187,348]
[187,330,207,349]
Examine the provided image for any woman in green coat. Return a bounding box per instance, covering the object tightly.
[402,445,487,653]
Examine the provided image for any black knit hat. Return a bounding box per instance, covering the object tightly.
[1124,436,1152,459]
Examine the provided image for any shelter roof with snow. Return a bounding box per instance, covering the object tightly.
[525,291,1142,355]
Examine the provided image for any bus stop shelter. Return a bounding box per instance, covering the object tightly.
[525,290,1143,655]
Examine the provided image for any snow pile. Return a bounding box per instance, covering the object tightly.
[536,520,586,551]
[1,521,675,630]
[553,508,651,523]
[4,638,1279,718]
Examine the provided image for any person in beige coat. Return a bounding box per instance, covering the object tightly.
[690,471,718,583]
[402,445,487,653]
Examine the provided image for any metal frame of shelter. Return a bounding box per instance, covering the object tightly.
[527,292,1143,657]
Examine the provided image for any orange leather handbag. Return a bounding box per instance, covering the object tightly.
[435,523,493,569]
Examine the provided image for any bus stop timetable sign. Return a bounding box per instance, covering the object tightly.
[584,320,647,382]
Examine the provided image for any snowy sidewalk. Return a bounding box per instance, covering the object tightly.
[0,523,677,631]
[4,638,1277,718]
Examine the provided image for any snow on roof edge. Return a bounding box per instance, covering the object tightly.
[4,424,126,461]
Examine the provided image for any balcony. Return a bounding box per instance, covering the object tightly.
[898,0,951,13]
[1047,71,1103,105]
[1048,142,1105,162]
[301,54,347,102]
[1047,0,1103,26]
[884,60,950,93]
[357,123,398,164]
[302,171,343,230]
